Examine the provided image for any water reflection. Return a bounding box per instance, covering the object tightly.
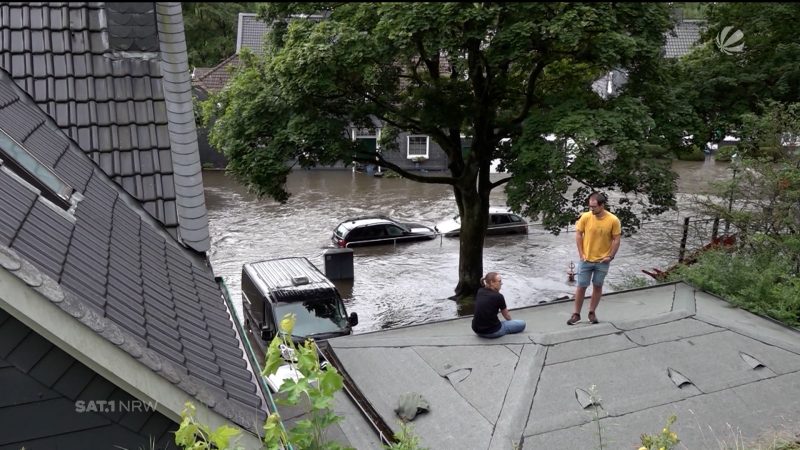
[205,159,734,333]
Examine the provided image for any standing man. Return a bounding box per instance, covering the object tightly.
[567,192,621,325]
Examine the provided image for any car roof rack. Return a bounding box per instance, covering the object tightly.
[343,214,394,223]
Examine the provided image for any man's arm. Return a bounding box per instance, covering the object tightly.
[575,230,585,261]
[603,234,621,263]
[501,308,512,321]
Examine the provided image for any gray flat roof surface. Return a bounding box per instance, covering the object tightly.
[328,282,800,449]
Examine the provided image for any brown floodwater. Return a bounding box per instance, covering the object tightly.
[204,158,734,333]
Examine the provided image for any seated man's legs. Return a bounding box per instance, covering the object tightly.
[502,320,526,334]
[477,320,526,338]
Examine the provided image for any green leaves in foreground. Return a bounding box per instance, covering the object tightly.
[175,401,243,450]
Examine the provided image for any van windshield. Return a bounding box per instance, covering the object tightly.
[274,297,348,337]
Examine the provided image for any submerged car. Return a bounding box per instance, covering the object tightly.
[332,215,436,248]
[435,207,528,237]
[241,257,358,344]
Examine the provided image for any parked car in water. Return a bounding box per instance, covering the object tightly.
[332,215,436,248]
[435,207,529,237]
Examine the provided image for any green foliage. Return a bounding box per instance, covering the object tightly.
[672,101,800,328]
[670,4,800,147]
[205,2,678,295]
[175,402,244,450]
[183,3,261,69]
[176,313,427,450]
[609,274,656,291]
[671,248,800,327]
[262,313,349,450]
[675,145,706,161]
[639,415,680,450]
[384,423,428,450]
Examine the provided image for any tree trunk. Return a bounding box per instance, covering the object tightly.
[452,185,490,299]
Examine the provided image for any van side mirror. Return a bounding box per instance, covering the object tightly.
[349,312,359,327]
[260,325,275,341]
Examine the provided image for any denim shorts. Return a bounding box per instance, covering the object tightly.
[576,261,610,287]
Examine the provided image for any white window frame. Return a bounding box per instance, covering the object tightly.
[352,127,378,139]
[406,135,429,159]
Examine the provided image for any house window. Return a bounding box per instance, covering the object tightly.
[407,135,429,159]
[0,129,74,210]
[353,127,378,138]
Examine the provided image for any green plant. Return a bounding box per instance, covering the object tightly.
[262,314,350,450]
[176,314,428,450]
[384,422,428,450]
[174,402,243,450]
[609,273,656,291]
[670,248,800,327]
[588,384,605,450]
[639,414,680,450]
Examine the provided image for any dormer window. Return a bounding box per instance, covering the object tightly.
[0,129,74,210]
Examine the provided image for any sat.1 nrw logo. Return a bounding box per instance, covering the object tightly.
[715,26,745,55]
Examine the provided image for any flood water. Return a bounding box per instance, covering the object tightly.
[204,158,734,333]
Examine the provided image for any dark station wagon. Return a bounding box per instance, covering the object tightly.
[332,215,436,248]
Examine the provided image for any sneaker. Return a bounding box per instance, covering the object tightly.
[567,313,581,325]
[588,311,598,324]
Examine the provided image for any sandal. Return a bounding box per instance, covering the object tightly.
[588,311,598,324]
[567,313,581,325]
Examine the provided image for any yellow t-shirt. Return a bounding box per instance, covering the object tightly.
[576,211,621,262]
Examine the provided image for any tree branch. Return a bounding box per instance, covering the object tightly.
[352,152,456,185]
[490,176,513,190]
[510,59,548,126]
[414,37,440,81]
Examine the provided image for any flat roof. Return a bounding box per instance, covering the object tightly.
[325,282,800,449]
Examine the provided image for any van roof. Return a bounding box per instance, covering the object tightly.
[243,257,336,297]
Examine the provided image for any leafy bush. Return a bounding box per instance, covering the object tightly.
[670,248,800,327]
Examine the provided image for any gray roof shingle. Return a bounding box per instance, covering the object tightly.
[236,13,271,56]
[664,19,705,58]
[0,71,265,431]
[0,2,210,252]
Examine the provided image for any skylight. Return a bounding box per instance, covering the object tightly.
[0,128,74,209]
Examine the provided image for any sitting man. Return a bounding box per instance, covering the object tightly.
[471,272,526,338]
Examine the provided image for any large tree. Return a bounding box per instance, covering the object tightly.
[203,3,678,297]
[667,3,800,149]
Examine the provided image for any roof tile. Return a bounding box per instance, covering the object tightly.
[0,5,260,429]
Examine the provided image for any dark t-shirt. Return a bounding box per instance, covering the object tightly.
[472,287,506,334]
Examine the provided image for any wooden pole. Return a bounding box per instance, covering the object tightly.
[712,217,719,241]
[678,217,690,262]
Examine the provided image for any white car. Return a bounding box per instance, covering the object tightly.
[435,207,528,237]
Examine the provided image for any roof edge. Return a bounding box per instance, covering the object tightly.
[0,251,262,444]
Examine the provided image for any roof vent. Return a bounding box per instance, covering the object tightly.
[575,388,601,409]
[740,352,766,370]
[667,368,693,388]
[292,276,310,286]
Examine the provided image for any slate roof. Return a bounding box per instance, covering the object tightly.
[0,2,210,252]
[193,53,241,94]
[664,19,705,58]
[0,70,265,430]
[236,13,271,56]
[195,12,329,95]
[325,282,800,449]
